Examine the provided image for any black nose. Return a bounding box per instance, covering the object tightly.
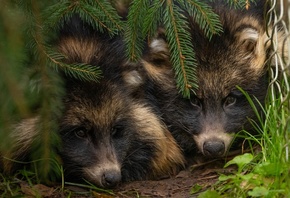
[203,140,225,157]
[101,170,121,188]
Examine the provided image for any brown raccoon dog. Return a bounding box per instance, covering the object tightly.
[141,1,280,159]
[1,16,184,188]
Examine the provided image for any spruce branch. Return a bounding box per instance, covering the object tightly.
[223,0,257,9]
[182,0,223,39]
[125,0,149,61]
[78,5,111,33]
[43,0,123,37]
[164,0,198,98]
[42,1,74,33]
[124,0,224,97]
[93,0,124,32]
[77,0,123,35]
[45,49,102,82]
[141,0,164,38]
[32,67,63,182]
[16,0,64,182]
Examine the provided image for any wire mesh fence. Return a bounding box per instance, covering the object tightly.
[266,0,290,158]
[268,0,289,100]
[267,0,290,161]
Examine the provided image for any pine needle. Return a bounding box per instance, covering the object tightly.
[164,0,198,98]
[125,0,149,61]
[45,49,102,83]
[182,0,223,40]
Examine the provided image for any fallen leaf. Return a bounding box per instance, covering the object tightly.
[21,182,54,197]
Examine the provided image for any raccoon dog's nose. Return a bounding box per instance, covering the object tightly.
[101,170,121,188]
[203,140,225,157]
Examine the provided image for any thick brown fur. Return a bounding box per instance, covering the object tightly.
[140,0,287,159]
[1,15,184,188]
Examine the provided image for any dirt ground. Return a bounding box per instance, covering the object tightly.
[15,158,237,198]
[114,162,223,197]
[113,155,240,198]
[10,149,246,198]
[55,159,227,198]
[114,146,256,198]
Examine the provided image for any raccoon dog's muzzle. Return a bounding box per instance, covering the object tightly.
[84,163,121,188]
[193,125,234,158]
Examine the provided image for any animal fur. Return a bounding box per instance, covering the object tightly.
[1,15,184,188]
[140,0,287,158]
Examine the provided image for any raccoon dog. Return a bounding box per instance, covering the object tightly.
[1,16,184,188]
[141,0,283,158]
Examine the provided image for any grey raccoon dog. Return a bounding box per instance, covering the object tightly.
[139,0,287,159]
[0,15,185,188]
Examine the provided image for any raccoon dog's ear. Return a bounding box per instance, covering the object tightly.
[237,27,261,53]
[122,66,144,91]
[140,29,176,87]
[144,28,170,66]
[235,23,270,72]
[236,24,289,71]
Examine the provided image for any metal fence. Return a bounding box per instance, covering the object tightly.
[268,0,290,161]
[268,0,289,101]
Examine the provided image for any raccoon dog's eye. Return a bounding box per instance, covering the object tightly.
[190,96,201,108]
[74,128,88,138]
[111,125,125,139]
[224,96,236,107]
[242,39,256,52]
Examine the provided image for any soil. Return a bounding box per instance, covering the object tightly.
[115,147,250,197]
[9,149,247,198]
[114,164,222,198]
[113,157,237,198]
